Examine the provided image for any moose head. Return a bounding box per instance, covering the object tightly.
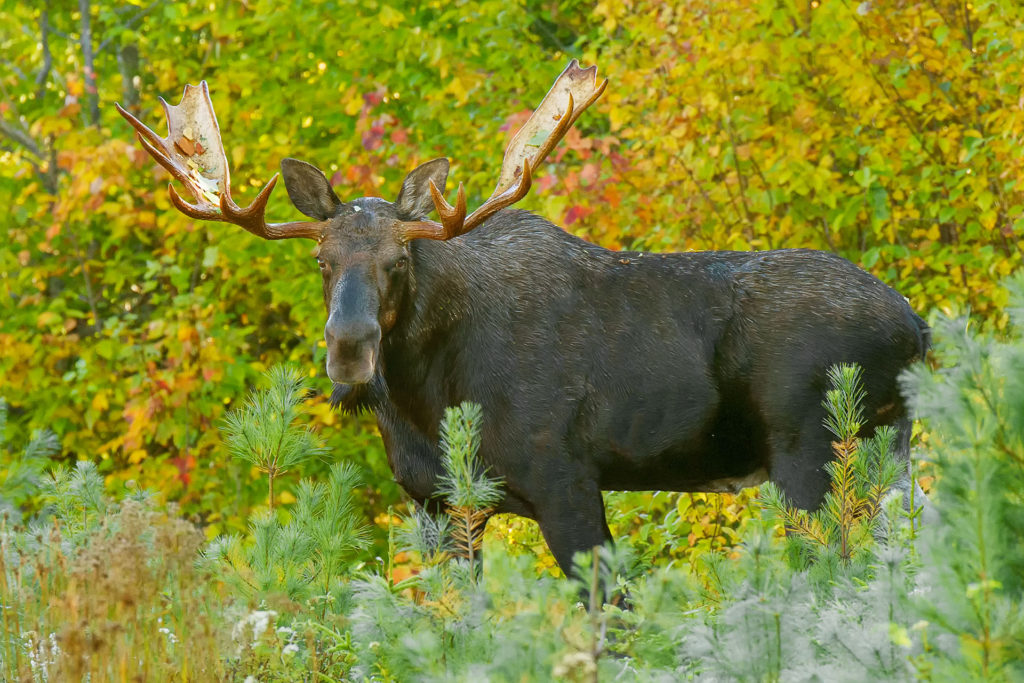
[116,62,606,386]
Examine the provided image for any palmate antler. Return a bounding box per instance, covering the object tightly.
[116,82,327,241]
[118,60,605,243]
[397,60,607,242]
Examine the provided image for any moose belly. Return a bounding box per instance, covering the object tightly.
[594,395,770,493]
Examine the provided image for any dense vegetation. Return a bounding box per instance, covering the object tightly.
[4,296,1024,680]
[1,0,1023,679]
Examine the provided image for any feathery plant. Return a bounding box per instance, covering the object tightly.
[899,273,1024,680]
[222,365,327,510]
[203,462,369,613]
[399,506,452,569]
[0,433,223,682]
[435,402,503,576]
[760,364,904,575]
[207,366,369,610]
[0,397,60,520]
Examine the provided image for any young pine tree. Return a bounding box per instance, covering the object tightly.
[435,402,503,578]
[206,366,368,608]
[760,363,905,583]
[221,365,327,511]
[901,274,1024,680]
[0,397,60,522]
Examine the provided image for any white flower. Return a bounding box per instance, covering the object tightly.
[553,651,597,678]
[232,609,279,655]
[282,643,300,657]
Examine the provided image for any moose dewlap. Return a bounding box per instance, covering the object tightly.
[118,61,928,576]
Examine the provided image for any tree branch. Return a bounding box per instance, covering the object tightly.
[78,0,100,126]
[96,1,165,56]
[0,118,43,159]
[36,2,53,102]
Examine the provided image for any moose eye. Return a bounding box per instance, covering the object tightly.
[317,260,329,271]
[394,257,408,270]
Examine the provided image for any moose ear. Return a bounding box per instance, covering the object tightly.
[394,158,449,220]
[280,158,342,220]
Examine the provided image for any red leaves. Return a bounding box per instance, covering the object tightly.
[361,123,384,151]
[390,127,408,145]
[171,454,196,486]
[564,205,594,226]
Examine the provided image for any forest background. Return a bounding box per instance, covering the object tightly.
[1,0,1023,569]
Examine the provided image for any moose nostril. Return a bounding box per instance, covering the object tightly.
[324,318,381,352]
[334,338,365,359]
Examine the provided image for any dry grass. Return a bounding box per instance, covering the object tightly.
[1,500,229,682]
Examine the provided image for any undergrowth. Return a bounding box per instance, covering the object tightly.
[4,275,1024,680]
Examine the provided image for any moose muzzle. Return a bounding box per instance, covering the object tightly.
[324,268,383,385]
[324,316,381,385]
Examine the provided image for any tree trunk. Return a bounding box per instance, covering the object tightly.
[79,0,100,126]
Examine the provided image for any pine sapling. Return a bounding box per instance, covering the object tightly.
[222,365,326,511]
[434,402,503,580]
[0,397,60,518]
[761,364,904,570]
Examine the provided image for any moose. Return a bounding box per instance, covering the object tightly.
[118,61,929,576]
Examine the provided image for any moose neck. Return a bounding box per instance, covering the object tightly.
[375,236,472,431]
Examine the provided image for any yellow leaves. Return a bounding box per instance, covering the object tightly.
[341,85,363,117]
[378,5,404,28]
[445,76,471,106]
[129,449,148,465]
[308,398,336,427]
[700,90,721,112]
[594,0,627,32]
[91,392,109,413]
[608,104,630,133]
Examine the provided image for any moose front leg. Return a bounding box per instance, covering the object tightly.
[532,478,613,580]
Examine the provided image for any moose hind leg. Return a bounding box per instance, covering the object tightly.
[766,412,835,511]
[886,416,938,524]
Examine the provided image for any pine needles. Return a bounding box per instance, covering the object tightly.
[434,402,503,575]
[760,364,903,572]
[221,365,327,510]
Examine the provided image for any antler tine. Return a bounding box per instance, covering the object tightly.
[121,103,199,199]
[117,84,327,242]
[401,60,606,243]
[431,180,467,239]
[168,183,221,220]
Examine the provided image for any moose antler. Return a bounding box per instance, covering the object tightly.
[398,59,607,242]
[116,82,327,241]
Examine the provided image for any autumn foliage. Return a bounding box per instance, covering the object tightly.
[1,0,1022,554]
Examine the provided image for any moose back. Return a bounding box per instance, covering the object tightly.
[118,62,928,575]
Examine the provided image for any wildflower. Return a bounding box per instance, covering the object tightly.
[553,651,597,679]
[232,609,278,655]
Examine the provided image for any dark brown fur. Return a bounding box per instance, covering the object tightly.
[284,158,929,575]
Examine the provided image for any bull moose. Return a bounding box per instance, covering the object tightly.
[118,61,929,575]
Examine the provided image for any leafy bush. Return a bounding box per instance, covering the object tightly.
[6,286,1024,680]
[5,0,1020,555]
